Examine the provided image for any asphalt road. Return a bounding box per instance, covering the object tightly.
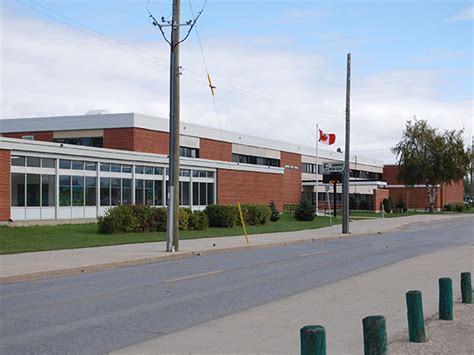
[1,218,472,354]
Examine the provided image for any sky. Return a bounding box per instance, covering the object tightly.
[1,0,473,163]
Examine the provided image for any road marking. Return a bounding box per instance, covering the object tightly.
[165,270,224,283]
[299,250,329,258]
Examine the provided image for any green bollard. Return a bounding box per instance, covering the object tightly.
[461,272,472,304]
[439,277,453,320]
[300,325,326,355]
[406,290,426,342]
[362,315,387,355]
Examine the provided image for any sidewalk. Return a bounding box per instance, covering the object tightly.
[1,214,472,284]
[113,245,474,355]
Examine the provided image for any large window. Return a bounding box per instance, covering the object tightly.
[302,163,322,174]
[53,137,103,147]
[42,175,55,206]
[154,180,163,206]
[85,177,97,206]
[59,175,71,206]
[232,153,280,167]
[122,179,132,205]
[26,174,40,206]
[111,178,121,206]
[11,173,25,207]
[100,177,110,206]
[192,182,215,206]
[180,147,199,158]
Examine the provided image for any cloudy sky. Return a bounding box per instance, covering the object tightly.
[1,0,472,163]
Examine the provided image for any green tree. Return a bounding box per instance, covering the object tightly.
[392,120,471,212]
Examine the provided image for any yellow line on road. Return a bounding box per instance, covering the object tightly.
[165,270,224,283]
[299,250,329,258]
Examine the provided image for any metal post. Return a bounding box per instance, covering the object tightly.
[342,53,351,234]
[166,0,181,252]
[315,124,319,216]
[333,182,337,218]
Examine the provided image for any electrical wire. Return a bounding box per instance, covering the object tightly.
[16,0,346,119]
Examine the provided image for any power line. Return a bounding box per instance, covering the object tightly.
[15,0,346,118]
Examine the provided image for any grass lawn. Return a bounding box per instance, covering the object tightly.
[0,213,341,255]
[349,209,473,220]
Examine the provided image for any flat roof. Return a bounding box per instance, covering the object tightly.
[0,112,384,167]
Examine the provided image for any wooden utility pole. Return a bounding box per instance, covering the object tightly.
[342,53,351,234]
[167,0,181,252]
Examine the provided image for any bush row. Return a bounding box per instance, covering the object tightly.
[98,205,208,234]
[98,203,276,234]
[444,203,470,212]
[205,204,272,228]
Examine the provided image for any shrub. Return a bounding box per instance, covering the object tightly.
[240,204,271,225]
[349,196,357,210]
[454,203,465,212]
[395,196,406,213]
[98,205,139,234]
[205,205,238,228]
[129,205,153,232]
[444,203,453,211]
[269,201,280,221]
[284,204,299,214]
[383,197,392,214]
[444,203,465,212]
[188,210,209,230]
[179,208,191,230]
[150,207,167,232]
[295,198,315,221]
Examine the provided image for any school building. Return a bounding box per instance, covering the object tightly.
[0,112,462,223]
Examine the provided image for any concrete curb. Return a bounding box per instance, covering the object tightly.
[1,214,471,284]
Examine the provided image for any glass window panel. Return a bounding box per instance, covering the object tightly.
[85,161,97,171]
[111,178,121,206]
[41,175,55,207]
[41,158,55,168]
[145,166,154,175]
[85,177,96,206]
[145,180,153,205]
[135,165,144,174]
[180,169,190,177]
[135,179,144,205]
[122,178,132,205]
[199,171,207,178]
[59,175,71,206]
[122,165,132,173]
[192,170,199,177]
[11,156,25,167]
[207,183,214,205]
[11,173,25,207]
[110,164,121,173]
[72,176,84,206]
[154,167,163,175]
[154,180,163,206]
[200,182,207,205]
[192,182,199,206]
[206,171,214,178]
[72,161,84,170]
[166,168,170,176]
[59,160,71,169]
[100,163,110,172]
[100,177,110,206]
[27,157,41,168]
[181,181,190,206]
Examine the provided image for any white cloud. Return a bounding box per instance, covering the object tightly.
[1,11,472,164]
[449,5,474,21]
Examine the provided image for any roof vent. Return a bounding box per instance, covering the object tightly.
[85,109,110,115]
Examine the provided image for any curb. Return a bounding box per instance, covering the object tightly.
[1,214,471,285]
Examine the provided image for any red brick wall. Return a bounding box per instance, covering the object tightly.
[440,181,464,206]
[103,128,169,155]
[0,150,11,221]
[200,138,232,161]
[373,189,389,212]
[217,169,285,210]
[383,165,400,184]
[281,152,302,206]
[3,131,53,142]
[387,186,442,210]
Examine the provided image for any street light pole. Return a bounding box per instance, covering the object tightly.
[342,53,351,234]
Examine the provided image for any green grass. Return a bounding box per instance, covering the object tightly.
[0,213,341,255]
[349,209,474,220]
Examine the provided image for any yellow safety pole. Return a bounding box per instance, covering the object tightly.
[237,202,249,244]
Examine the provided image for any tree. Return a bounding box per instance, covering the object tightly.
[392,119,471,212]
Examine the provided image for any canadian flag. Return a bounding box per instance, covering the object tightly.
[318,129,336,145]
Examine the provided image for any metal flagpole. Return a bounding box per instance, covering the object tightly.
[315,124,319,216]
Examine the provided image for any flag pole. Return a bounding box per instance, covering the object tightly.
[315,124,319,216]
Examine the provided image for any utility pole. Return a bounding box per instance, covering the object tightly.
[342,53,351,234]
[167,0,181,252]
[148,0,203,252]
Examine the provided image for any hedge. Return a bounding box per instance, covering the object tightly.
[294,199,315,221]
[98,205,208,234]
[205,205,238,228]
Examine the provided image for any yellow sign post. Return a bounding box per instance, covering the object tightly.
[237,202,249,244]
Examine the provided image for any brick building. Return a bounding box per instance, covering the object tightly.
[0,112,387,222]
[384,165,464,211]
